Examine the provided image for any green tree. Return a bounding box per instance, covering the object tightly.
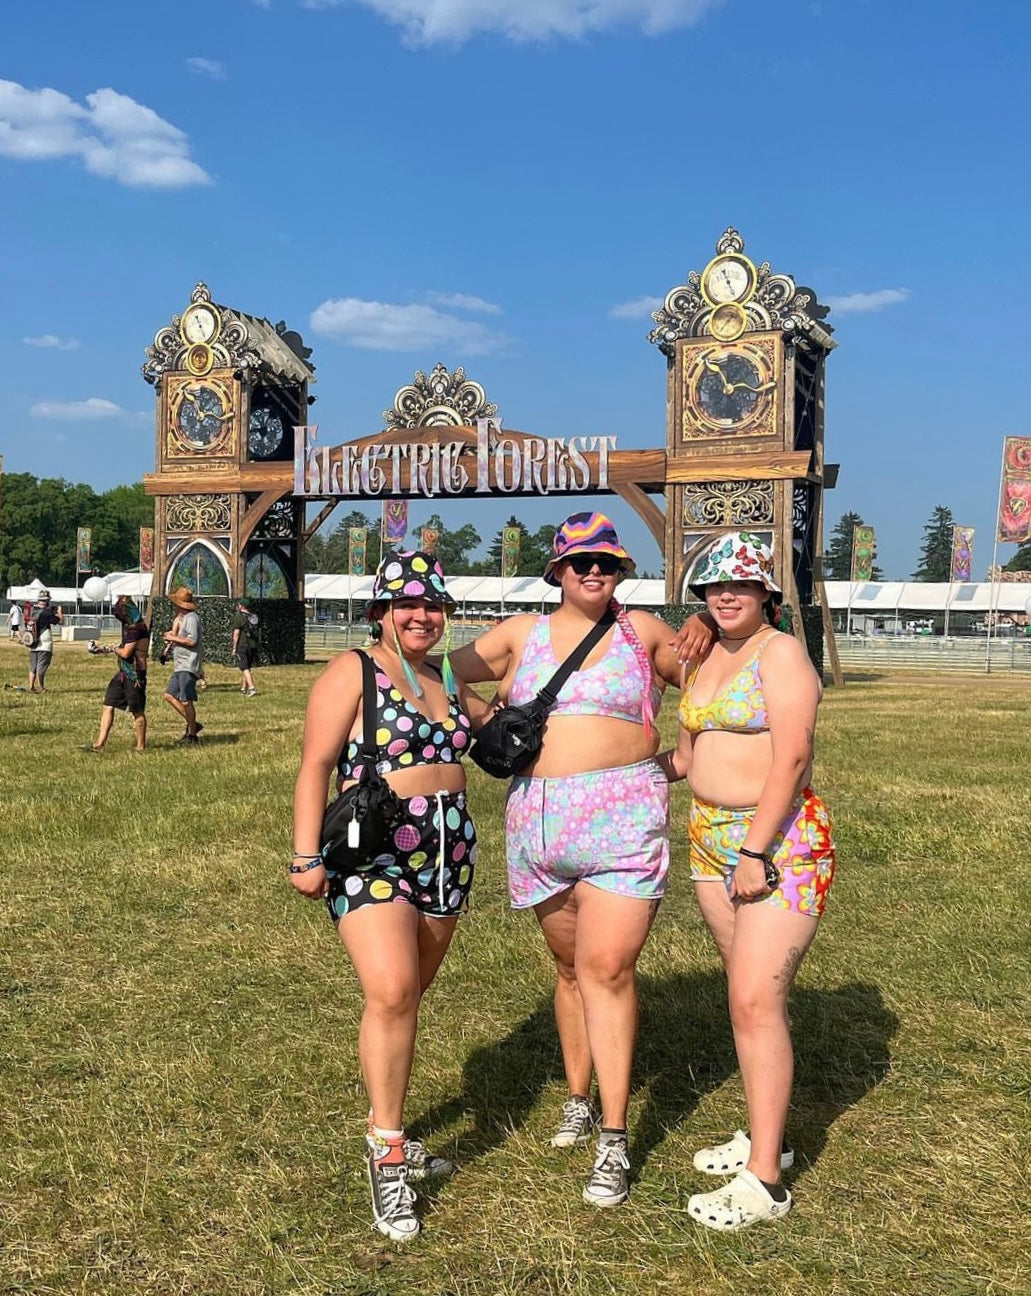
[912,504,955,581]
[825,510,883,580]
[409,513,481,574]
[1003,540,1031,573]
[304,509,380,573]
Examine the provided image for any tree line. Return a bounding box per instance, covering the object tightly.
[3,472,1028,588]
[826,506,1031,581]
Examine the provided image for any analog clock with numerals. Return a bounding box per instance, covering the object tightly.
[177,382,230,448]
[680,336,780,439]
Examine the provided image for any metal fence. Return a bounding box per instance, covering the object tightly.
[833,636,1031,674]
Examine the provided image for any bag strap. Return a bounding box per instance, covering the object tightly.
[535,610,616,710]
[353,650,380,764]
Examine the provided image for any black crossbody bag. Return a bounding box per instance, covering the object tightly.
[320,651,405,867]
[469,611,616,779]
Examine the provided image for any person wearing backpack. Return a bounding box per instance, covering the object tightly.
[231,599,260,696]
[26,590,63,692]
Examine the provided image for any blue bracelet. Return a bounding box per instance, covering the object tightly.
[289,856,325,874]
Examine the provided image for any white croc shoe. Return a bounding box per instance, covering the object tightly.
[692,1129,794,1177]
[688,1169,792,1231]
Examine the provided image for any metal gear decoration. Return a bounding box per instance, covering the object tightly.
[648,228,835,357]
[383,363,499,429]
[254,498,298,539]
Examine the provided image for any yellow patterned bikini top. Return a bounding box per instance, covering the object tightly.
[679,635,777,734]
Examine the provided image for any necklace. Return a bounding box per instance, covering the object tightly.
[719,627,765,644]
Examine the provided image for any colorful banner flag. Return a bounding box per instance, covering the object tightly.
[502,525,521,578]
[421,527,439,555]
[997,436,1031,543]
[139,527,155,573]
[76,526,92,574]
[349,526,368,576]
[950,526,975,582]
[851,525,875,581]
[382,499,409,548]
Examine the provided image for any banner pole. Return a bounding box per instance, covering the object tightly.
[985,447,1007,674]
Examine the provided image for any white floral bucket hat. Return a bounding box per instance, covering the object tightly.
[688,531,782,600]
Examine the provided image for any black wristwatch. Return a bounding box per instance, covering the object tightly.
[738,847,780,889]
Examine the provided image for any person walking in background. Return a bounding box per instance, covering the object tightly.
[231,599,259,696]
[661,531,836,1231]
[162,587,203,744]
[84,596,150,752]
[26,590,63,693]
[292,551,490,1243]
[450,513,711,1211]
[8,602,22,640]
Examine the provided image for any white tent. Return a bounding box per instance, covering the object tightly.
[823,581,1031,614]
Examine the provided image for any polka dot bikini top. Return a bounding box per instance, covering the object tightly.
[337,656,471,780]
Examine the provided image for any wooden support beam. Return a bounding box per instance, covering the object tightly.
[664,450,812,484]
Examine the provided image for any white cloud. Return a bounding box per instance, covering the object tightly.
[303,0,723,43]
[824,288,910,315]
[310,297,508,354]
[30,398,129,420]
[186,57,227,80]
[0,79,211,188]
[426,291,502,315]
[23,334,81,351]
[608,295,662,320]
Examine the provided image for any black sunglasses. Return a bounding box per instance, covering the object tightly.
[566,553,622,576]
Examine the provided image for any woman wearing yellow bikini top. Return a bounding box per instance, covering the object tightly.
[660,530,837,1233]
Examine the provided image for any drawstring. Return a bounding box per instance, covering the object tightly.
[433,790,447,910]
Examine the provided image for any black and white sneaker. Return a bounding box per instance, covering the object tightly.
[365,1137,420,1242]
[404,1137,455,1182]
[549,1096,599,1148]
[583,1135,630,1208]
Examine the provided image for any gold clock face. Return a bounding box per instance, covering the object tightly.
[709,301,748,342]
[700,254,758,306]
[165,371,237,458]
[680,334,780,440]
[180,302,219,345]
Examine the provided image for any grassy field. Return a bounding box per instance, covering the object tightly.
[1,640,1028,1296]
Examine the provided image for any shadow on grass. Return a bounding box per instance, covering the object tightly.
[413,974,897,1193]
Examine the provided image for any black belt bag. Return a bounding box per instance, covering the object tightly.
[320,652,405,867]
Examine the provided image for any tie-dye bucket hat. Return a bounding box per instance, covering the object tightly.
[367,550,455,612]
[543,512,636,587]
[687,531,782,599]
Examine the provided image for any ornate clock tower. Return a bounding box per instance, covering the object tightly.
[648,229,835,611]
[142,283,315,601]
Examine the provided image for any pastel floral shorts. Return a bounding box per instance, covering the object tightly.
[505,759,670,910]
[324,790,476,923]
[689,787,836,918]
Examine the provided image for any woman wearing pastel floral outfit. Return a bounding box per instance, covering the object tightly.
[662,531,836,1231]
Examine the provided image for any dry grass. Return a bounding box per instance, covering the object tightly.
[0,642,1028,1295]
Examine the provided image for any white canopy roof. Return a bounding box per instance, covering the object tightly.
[823,581,1031,613]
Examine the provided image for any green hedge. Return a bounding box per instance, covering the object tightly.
[149,598,306,666]
[661,602,825,677]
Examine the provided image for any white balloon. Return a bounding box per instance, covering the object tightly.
[82,576,110,602]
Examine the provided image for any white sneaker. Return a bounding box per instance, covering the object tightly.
[365,1137,420,1242]
[583,1135,630,1208]
[692,1129,794,1176]
[688,1169,792,1231]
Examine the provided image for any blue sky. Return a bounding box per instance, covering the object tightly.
[2,0,1029,579]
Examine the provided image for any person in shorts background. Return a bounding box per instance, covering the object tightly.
[662,531,837,1232]
[162,587,203,744]
[8,603,23,640]
[26,590,63,693]
[86,596,150,752]
[231,599,259,696]
[291,550,490,1244]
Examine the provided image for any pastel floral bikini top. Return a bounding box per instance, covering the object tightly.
[337,657,471,779]
[509,615,662,724]
[678,635,777,734]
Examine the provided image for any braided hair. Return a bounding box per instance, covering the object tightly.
[608,597,656,736]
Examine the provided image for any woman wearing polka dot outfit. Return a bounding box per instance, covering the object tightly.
[292,550,490,1243]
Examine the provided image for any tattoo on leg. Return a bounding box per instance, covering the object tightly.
[775,945,804,987]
